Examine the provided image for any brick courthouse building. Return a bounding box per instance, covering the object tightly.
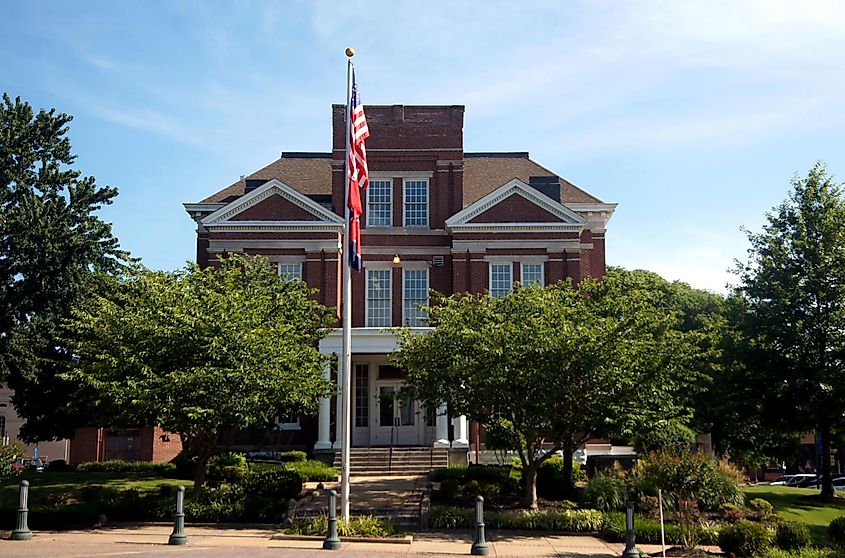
[184,105,616,466]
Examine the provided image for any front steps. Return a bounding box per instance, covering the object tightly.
[330,446,449,476]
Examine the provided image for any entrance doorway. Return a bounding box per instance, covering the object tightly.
[373,381,419,445]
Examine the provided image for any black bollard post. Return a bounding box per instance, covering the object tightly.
[622,502,638,558]
[168,486,187,545]
[10,480,32,541]
[470,495,489,556]
[323,489,341,550]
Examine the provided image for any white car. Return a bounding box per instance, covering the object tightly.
[807,477,845,491]
[767,475,796,486]
[785,474,818,487]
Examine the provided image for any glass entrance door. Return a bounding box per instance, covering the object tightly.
[374,382,419,445]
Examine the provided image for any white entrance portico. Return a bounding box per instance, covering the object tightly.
[314,328,468,450]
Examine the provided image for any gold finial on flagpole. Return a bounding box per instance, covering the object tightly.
[345,47,355,58]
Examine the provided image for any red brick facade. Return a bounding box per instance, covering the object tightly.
[181,104,616,452]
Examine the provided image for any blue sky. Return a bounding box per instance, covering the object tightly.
[3,0,844,292]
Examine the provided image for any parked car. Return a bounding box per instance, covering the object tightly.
[807,477,845,491]
[767,475,796,485]
[793,475,820,488]
[781,474,817,487]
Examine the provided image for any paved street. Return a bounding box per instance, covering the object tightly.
[0,524,657,557]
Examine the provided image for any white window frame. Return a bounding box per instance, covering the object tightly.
[366,179,393,227]
[277,262,303,281]
[520,262,544,287]
[365,267,393,327]
[402,268,429,326]
[403,178,429,227]
[277,414,300,431]
[489,263,513,297]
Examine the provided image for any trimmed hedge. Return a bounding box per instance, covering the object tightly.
[76,460,177,475]
[429,506,604,531]
[718,519,772,557]
[280,451,307,463]
[285,515,397,537]
[829,516,845,546]
[285,460,336,482]
[774,521,811,550]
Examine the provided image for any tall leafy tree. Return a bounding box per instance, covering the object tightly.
[68,255,335,492]
[394,274,704,508]
[735,162,845,499]
[0,93,129,440]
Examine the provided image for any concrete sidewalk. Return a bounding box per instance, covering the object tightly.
[0,523,673,557]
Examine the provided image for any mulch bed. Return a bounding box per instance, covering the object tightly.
[663,547,720,557]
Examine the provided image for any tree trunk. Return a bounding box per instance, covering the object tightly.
[523,463,539,509]
[562,446,575,495]
[820,427,834,500]
[193,442,215,497]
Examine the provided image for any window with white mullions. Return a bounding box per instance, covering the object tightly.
[520,263,544,286]
[490,263,513,297]
[354,364,369,427]
[367,179,392,227]
[403,268,429,326]
[366,269,392,327]
[278,263,302,281]
[403,179,428,226]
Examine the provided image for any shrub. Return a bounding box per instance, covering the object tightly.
[718,520,772,557]
[46,459,74,472]
[431,466,468,483]
[634,422,696,455]
[242,469,303,500]
[280,451,307,463]
[439,478,461,502]
[285,515,397,537]
[583,471,628,511]
[185,484,245,522]
[0,443,24,481]
[285,460,336,482]
[465,464,511,483]
[750,498,774,517]
[538,457,571,500]
[637,494,661,520]
[762,548,845,558]
[429,506,603,531]
[76,460,177,475]
[207,452,248,483]
[602,512,681,544]
[829,516,845,546]
[774,521,811,550]
[721,503,746,523]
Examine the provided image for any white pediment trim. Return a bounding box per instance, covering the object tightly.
[201,179,344,227]
[445,178,587,231]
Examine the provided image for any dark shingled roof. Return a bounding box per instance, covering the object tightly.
[200,152,602,206]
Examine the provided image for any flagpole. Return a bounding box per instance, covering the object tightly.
[340,48,355,522]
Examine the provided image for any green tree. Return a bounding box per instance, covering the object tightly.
[393,275,704,508]
[735,162,845,499]
[68,255,335,493]
[0,93,129,440]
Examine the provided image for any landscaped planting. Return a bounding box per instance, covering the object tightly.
[76,460,177,476]
[285,515,398,537]
[428,506,604,531]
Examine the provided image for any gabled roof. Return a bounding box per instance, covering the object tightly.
[201,178,343,230]
[462,154,601,206]
[446,178,586,233]
[201,153,332,203]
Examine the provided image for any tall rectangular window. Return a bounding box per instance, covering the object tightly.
[278,263,302,281]
[490,263,513,297]
[354,364,369,428]
[366,269,392,327]
[403,179,429,227]
[403,269,429,326]
[367,179,392,227]
[521,263,544,286]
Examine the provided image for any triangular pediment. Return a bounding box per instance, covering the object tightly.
[446,178,586,231]
[201,179,343,229]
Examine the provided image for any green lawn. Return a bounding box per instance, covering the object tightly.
[745,485,845,544]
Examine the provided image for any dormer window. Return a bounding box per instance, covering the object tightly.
[403,179,429,227]
[367,179,392,227]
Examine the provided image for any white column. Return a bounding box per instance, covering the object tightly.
[314,363,332,450]
[433,404,450,448]
[333,378,343,449]
[452,415,469,448]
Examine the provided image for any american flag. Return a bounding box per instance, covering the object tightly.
[347,68,369,272]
